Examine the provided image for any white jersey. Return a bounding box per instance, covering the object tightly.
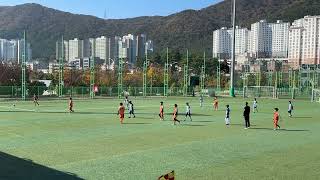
[253,100,257,108]
[186,105,191,113]
[128,103,133,111]
[288,103,293,111]
[225,107,230,118]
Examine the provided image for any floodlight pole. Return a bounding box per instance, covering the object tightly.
[230,0,236,97]
[21,30,27,101]
[118,57,123,99]
[143,51,148,97]
[164,47,169,97]
[183,49,189,96]
[58,36,64,98]
[90,39,96,99]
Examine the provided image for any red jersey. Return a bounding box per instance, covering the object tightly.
[273,112,279,121]
[118,105,125,115]
[160,105,164,113]
[214,99,218,105]
[173,107,178,116]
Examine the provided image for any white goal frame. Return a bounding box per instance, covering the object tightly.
[311,89,320,102]
[243,86,277,99]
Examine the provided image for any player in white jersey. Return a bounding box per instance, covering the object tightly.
[288,101,293,117]
[253,98,258,113]
[184,102,192,121]
[225,105,231,127]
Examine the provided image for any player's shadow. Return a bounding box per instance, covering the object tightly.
[181,124,206,127]
[194,120,215,123]
[293,117,313,119]
[250,128,309,132]
[0,151,83,180]
[122,122,152,125]
[231,123,257,127]
[191,114,212,117]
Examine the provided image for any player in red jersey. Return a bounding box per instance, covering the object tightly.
[172,104,180,125]
[273,108,280,130]
[118,102,125,124]
[159,102,164,121]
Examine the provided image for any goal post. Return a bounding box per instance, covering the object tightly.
[311,89,320,102]
[243,86,277,99]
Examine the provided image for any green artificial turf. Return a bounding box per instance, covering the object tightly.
[0,97,319,180]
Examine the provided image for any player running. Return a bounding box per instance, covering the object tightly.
[68,97,74,113]
[118,102,125,124]
[288,101,293,117]
[253,98,258,113]
[184,102,192,121]
[172,104,180,125]
[159,102,164,121]
[33,94,39,106]
[225,105,231,127]
[213,97,219,111]
[124,96,129,110]
[128,101,136,118]
[273,108,281,130]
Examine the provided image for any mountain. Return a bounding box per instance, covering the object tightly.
[0,0,319,59]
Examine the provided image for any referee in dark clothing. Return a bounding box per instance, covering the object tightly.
[243,102,251,129]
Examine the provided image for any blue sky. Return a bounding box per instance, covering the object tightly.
[0,0,222,19]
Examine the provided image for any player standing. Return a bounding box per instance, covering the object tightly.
[33,94,39,106]
[184,102,192,121]
[118,102,125,124]
[69,97,74,113]
[172,104,180,125]
[128,101,136,118]
[199,95,204,108]
[159,102,164,121]
[213,97,219,111]
[253,98,258,113]
[243,102,251,129]
[288,101,293,117]
[273,108,281,130]
[225,105,231,127]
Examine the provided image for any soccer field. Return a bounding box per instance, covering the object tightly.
[0,97,319,180]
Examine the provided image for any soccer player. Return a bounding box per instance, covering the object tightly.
[159,102,164,121]
[184,102,192,121]
[33,94,39,106]
[69,97,74,113]
[288,101,293,117]
[118,102,125,124]
[243,102,251,129]
[124,96,129,110]
[128,101,136,118]
[172,104,180,125]
[199,95,204,108]
[273,108,280,130]
[253,98,258,113]
[225,105,231,127]
[213,97,219,111]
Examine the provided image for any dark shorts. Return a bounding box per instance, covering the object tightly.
[288,110,292,113]
[244,116,250,121]
[119,114,124,119]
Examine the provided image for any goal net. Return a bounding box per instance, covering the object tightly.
[243,86,277,99]
[311,89,320,102]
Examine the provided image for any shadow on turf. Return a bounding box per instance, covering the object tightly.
[181,124,206,127]
[293,117,313,119]
[123,122,152,125]
[250,128,309,132]
[231,123,257,127]
[0,151,83,180]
